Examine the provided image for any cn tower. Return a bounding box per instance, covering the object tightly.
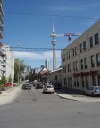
[50,25,57,70]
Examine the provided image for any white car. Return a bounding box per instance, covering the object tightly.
[43,83,54,94]
[84,86,100,96]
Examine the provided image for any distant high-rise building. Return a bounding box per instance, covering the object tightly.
[45,58,50,70]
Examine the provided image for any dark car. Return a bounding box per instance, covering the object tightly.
[22,84,31,90]
[35,82,43,89]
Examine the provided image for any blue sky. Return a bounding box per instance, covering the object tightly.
[3,0,100,70]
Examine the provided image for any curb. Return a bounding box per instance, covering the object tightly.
[56,93,78,101]
[56,93,100,103]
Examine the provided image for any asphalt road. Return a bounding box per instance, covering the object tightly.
[0,85,100,128]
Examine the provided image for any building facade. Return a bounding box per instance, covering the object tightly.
[61,21,100,90]
[47,67,62,85]
[0,0,5,80]
[0,43,6,79]
[3,45,14,81]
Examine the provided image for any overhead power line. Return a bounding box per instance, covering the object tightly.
[3,46,85,51]
[5,12,99,19]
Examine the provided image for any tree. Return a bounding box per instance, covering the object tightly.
[0,75,7,86]
[14,59,25,83]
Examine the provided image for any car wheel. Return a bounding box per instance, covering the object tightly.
[84,91,87,95]
[92,92,94,97]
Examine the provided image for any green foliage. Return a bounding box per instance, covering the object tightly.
[0,75,7,86]
[25,71,38,82]
[8,75,12,83]
[14,59,25,82]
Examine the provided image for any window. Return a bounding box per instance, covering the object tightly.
[91,55,95,67]
[72,49,74,56]
[98,75,100,86]
[94,33,99,45]
[65,66,66,73]
[66,53,68,59]
[76,61,78,71]
[85,76,89,88]
[63,66,64,73]
[68,77,72,88]
[73,79,76,87]
[83,41,86,51]
[92,76,96,86]
[62,54,65,62]
[89,36,93,48]
[69,51,71,58]
[75,47,77,55]
[84,58,88,69]
[80,59,83,69]
[73,62,75,71]
[80,43,82,53]
[77,79,79,87]
[63,65,66,73]
[96,53,100,66]
[81,77,84,88]
[68,64,71,72]
[64,77,67,86]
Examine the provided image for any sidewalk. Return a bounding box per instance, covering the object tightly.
[55,88,100,103]
[0,85,21,105]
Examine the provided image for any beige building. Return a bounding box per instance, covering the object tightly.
[61,20,100,90]
[47,67,62,85]
[0,1,14,81]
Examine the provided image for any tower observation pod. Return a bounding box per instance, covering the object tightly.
[50,25,80,70]
[49,25,64,70]
[50,25,57,70]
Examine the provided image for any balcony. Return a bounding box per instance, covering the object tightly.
[3,56,6,61]
[0,48,5,55]
[3,67,6,71]
[0,4,4,17]
[0,13,3,24]
[2,62,6,67]
[0,0,3,5]
[0,24,3,31]
[0,32,3,38]
[0,64,3,70]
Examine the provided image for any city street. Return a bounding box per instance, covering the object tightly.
[0,85,100,128]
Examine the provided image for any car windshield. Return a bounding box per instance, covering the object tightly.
[47,85,53,88]
[95,87,100,90]
[87,87,94,90]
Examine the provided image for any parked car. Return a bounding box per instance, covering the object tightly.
[35,82,43,89]
[22,84,31,90]
[43,82,54,94]
[5,83,16,87]
[84,86,100,96]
